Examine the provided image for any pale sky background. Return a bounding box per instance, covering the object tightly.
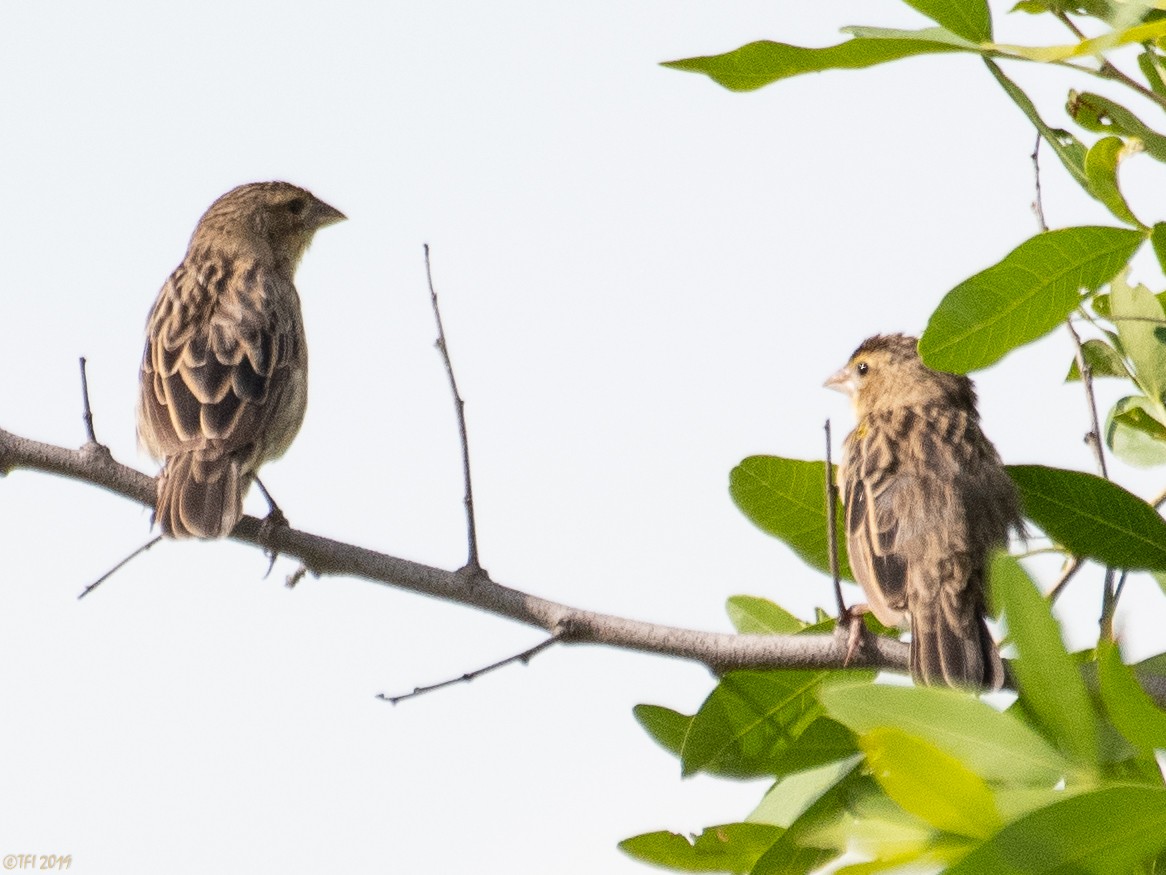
[3,3,1166,874]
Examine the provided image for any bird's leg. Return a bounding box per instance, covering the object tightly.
[254,477,288,528]
[254,477,289,574]
[839,603,870,667]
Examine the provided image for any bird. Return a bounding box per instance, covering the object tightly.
[825,333,1021,689]
[137,181,345,539]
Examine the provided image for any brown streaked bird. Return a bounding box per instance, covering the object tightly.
[137,181,345,539]
[825,333,1021,689]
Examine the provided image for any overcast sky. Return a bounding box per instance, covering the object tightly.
[3,3,1165,873]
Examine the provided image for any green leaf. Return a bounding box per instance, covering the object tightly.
[1098,640,1166,753]
[729,456,852,580]
[1139,49,1166,99]
[1152,222,1166,274]
[661,33,972,93]
[860,727,1002,839]
[1007,464,1166,570]
[682,670,830,778]
[1111,272,1166,410]
[984,58,1088,190]
[840,26,981,47]
[619,823,784,873]
[1113,402,1166,440]
[1107,396,1166,468]
[819,683,1072,785]
[1065,337,1131,381]
[989,553,1099,766]
[1011,0,1110,17]
[1083,136,1146,228]
[1136,651,1166,676]
[1001,19,1166,62]
[919,227,1144,373]
[1068,91,1166,163]
[634,704,692,759]
[726,596,806,634]
[945,785,1166,874]
[751,756,864,829]
[750,759,864,874]
[1009,0,1122,22]
[992,786,1079,823]
[1135,651,1166,707]
[901,0,992,42]
[826,797,949,873]
[751,842,838,875]
[766,717,861,777]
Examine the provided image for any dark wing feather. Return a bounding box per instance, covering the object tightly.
[842,426,908,627]
[138,263,303,466]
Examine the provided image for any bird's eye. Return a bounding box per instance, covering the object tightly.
[287,198,306,215]
[856,362,869,376]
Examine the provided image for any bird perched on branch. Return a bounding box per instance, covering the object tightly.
[138,181,345,539]
[826,333,1021,689]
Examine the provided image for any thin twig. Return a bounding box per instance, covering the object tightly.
[1048,555,1085,603]
[286,564,309,589]
[378,634,561,704]
[1066,320,1110,480]
[1053,9,1086,40]
[424,244,482,574]
[78,536,163,599]
[824,420,845,617]
[1100,568,1118,641]
[1098,60,1166,110]
[79,357,97,444]
[1030,134,1048,233]
[1112,569,1131,607]
[1065,320,1117,634]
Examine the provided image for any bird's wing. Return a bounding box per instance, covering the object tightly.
[139,263,302,463]
[843,427,908,627]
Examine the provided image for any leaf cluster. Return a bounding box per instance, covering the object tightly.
[624,564,1166,873]
[630,0,1166,871]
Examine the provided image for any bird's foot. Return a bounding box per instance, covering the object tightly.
[839,603,870,667]
[253,476,291,576]
[258,505,290,577]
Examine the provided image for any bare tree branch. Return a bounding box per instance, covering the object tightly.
[424,244,482,574]
[11,422,1166,708]
[1065,320,1119,635]
[379,634,562,704]
[78,535,162,600]
[0,424,908,675]
[79,356,98,444]
[1066,321,1110,481]
[1030,134,1048,234]
[1048,555,1085,603]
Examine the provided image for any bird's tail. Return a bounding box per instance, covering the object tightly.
[910,593,1005,691]
[155,451,245,539]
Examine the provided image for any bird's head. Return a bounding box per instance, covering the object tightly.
[190,181,346,275]
[824,333,977,419]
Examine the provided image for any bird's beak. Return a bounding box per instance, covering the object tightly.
[824,366,856,396]
[311,199,347,229]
